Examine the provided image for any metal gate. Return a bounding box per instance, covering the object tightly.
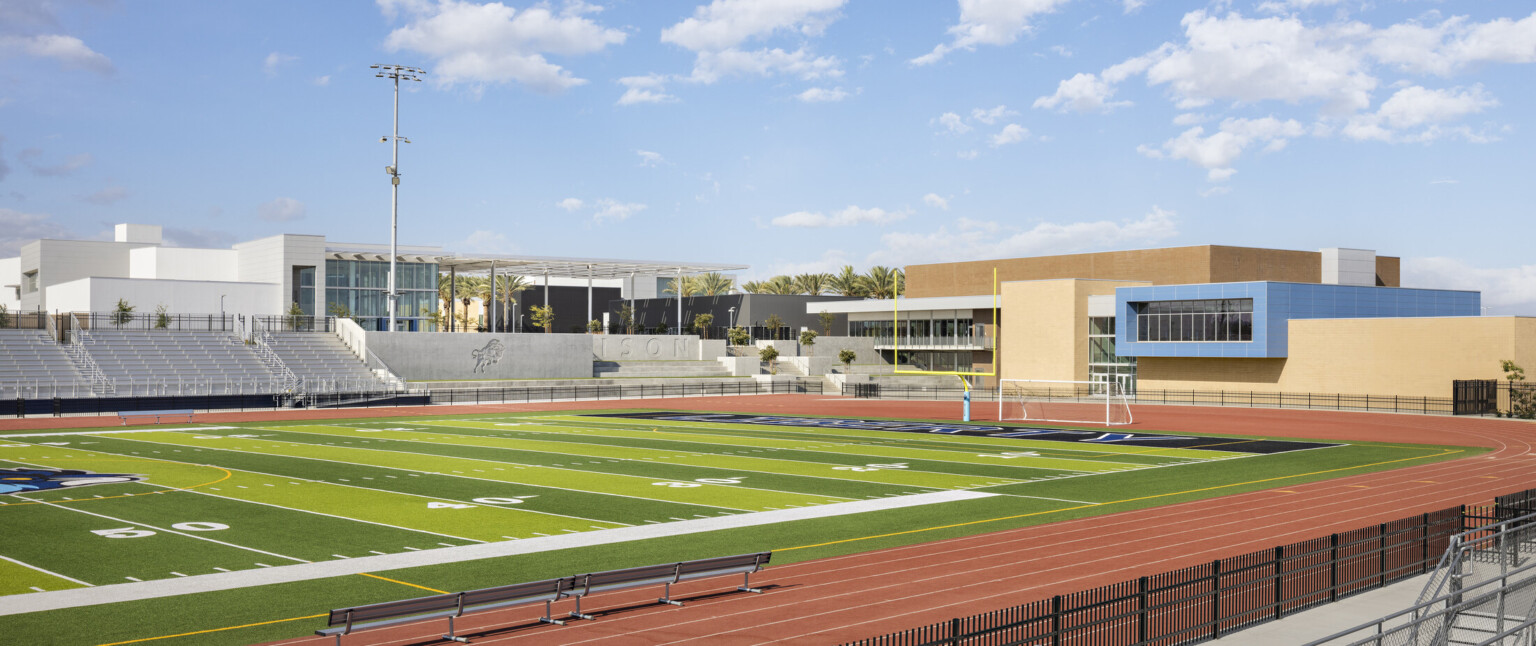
[1453,379,1498,415]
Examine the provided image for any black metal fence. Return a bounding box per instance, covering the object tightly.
[12,379,825,418]
[252,315,334,333]
[845,384,1460,416]
[0,307,48,330]
[73,312,236,332]
[843,505,1480,646]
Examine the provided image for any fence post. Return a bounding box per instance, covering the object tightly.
[1328,533,1339,602]
[949,617,961,646]
[1273,545,1285,620]
[1211,559,1222,639]
[1138,576,1149,643]
[1378,523,1387,587]
[1050,595,1062,646]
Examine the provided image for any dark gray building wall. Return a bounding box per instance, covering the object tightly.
[508,285,622,333]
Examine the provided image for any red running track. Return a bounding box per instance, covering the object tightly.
[5,396,1528,645]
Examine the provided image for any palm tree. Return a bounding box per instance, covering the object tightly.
[695,272,735,296]
[829,265,868,297]
[457,276,483,331]
[740,280,765,294]
[494,275,531,332]
[864,266,904,299]
[662,275,700,297]
[793,273,833,296]
[437,274,457,331]
[763,275,797,295]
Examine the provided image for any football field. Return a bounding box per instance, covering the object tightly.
[0,409,1477,645]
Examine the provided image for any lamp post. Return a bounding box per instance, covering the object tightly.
[728,306,736,329]
[372,63,424,332]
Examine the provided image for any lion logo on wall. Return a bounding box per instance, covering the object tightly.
[471,338,505,373]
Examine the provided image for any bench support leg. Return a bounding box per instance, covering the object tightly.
[657,582,684,607]
[440,616,469,643]
[538,600,566,626]
[334,636,341,646]
[738,572,764,594]
[568,595,596,620]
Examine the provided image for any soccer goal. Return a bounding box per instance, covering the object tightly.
[998,379,1134,426]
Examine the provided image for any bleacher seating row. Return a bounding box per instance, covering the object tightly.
[0,330,91,399]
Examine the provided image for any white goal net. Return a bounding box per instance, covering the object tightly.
[998,379,1133,426]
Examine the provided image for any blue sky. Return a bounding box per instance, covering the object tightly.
[2,0,1534,312]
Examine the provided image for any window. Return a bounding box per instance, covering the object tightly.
[1132,299,1253,342]
[22,270,38,294]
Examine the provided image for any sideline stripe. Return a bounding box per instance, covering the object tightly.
[0,427,235,439]
[776,448,1464,552]
[93,613,328,646]
[358,572,448,594]
[0,554,94,587]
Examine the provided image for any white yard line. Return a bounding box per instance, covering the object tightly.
[0,490,996,616]
[15,497,310,564]
[0,554,94,587]
[0,427,235,439]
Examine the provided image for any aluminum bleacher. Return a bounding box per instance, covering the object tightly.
[263,332,394,393]
[0,330,93,399]
[81,329,282,396]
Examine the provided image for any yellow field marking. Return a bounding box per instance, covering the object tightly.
[358,572,449,594]
[1274,490,1296,493]
[776,448,1464,552]
[1479,476,1500,479]
[1413,480,1439,484]
[1346,485,1371,488]
[94,613,327,646]
[0,460,233,508]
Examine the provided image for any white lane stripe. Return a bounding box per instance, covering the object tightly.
[0,554,94,587]
[0,490,997,616]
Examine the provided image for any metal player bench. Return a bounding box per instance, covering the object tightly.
[116,409,195,425]
[315,552,770,644]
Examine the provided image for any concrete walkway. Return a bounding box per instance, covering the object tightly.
[1209,573,1430,645]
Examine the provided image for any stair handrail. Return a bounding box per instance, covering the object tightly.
[250,317,301,394]
[364,347,407,392]
[63,312,114,395]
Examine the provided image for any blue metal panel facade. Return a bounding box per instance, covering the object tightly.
[1116,282,1480,358]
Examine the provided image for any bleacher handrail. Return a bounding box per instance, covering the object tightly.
[63,313,114,395]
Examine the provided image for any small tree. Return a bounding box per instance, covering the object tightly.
[0,303,10,329]
[759,345,780,375]
[154,304,170,330]
[838,348,857,372]
[530,305,555,333]
[112,298,135,328]
[286,302,305,331]
[799,329,817,356]
[693,312,714,339]
[727,325,750,346]
[587,318,602,334]
[818,310,836,336]
[764,313,785,340]
[1502,360,1536,419]
[618,304,635,335]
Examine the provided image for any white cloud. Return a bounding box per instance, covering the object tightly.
[971,104,1018,124]
[923,193,950,210]
[957,149,979,160]
[660,0,847,85]
[0,208,72,256]
[19,149,92,177]
[382,0,627,93]
[616,74,678,105]
[1122,0,1145,14]
[84,186,129,205]
[257,197,307,222]
[636,149,665,167]
[869,206,1178,265]
[0,34,113,74]
[263,51,298,77]
[935,112,972,134]
[1369,13,1536,77]
[1172,112,1211,126]
[1032,72,1129,113]
[456,229,516,254]
[1342,84,1499,142]
[592,199,646,222]
[556,197,584,211]
[989,123,1031,147]
[1403,257,1536,313]
[1140,117,1305,181]
[771,205,909,228]
[762,248,852,278]
[1257,0,1343,12]
[912,0,1075,66]
[796,86,849,102]
[312,75,331,86]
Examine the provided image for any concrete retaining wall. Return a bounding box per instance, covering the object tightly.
[366,332,591,381]
[592,334,727,361]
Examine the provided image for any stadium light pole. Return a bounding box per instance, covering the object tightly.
[372,63,424,332]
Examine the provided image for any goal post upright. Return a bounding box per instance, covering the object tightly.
[891,267,999,421]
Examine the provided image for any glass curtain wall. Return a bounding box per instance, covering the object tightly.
[325,260,439,331]
[1089,316,1136,394]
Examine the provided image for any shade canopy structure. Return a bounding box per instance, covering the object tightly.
[326,250,748,333]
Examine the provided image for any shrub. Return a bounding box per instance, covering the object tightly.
[759,345,780,375]
[838,348,856,371]
[799,329,817,355]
